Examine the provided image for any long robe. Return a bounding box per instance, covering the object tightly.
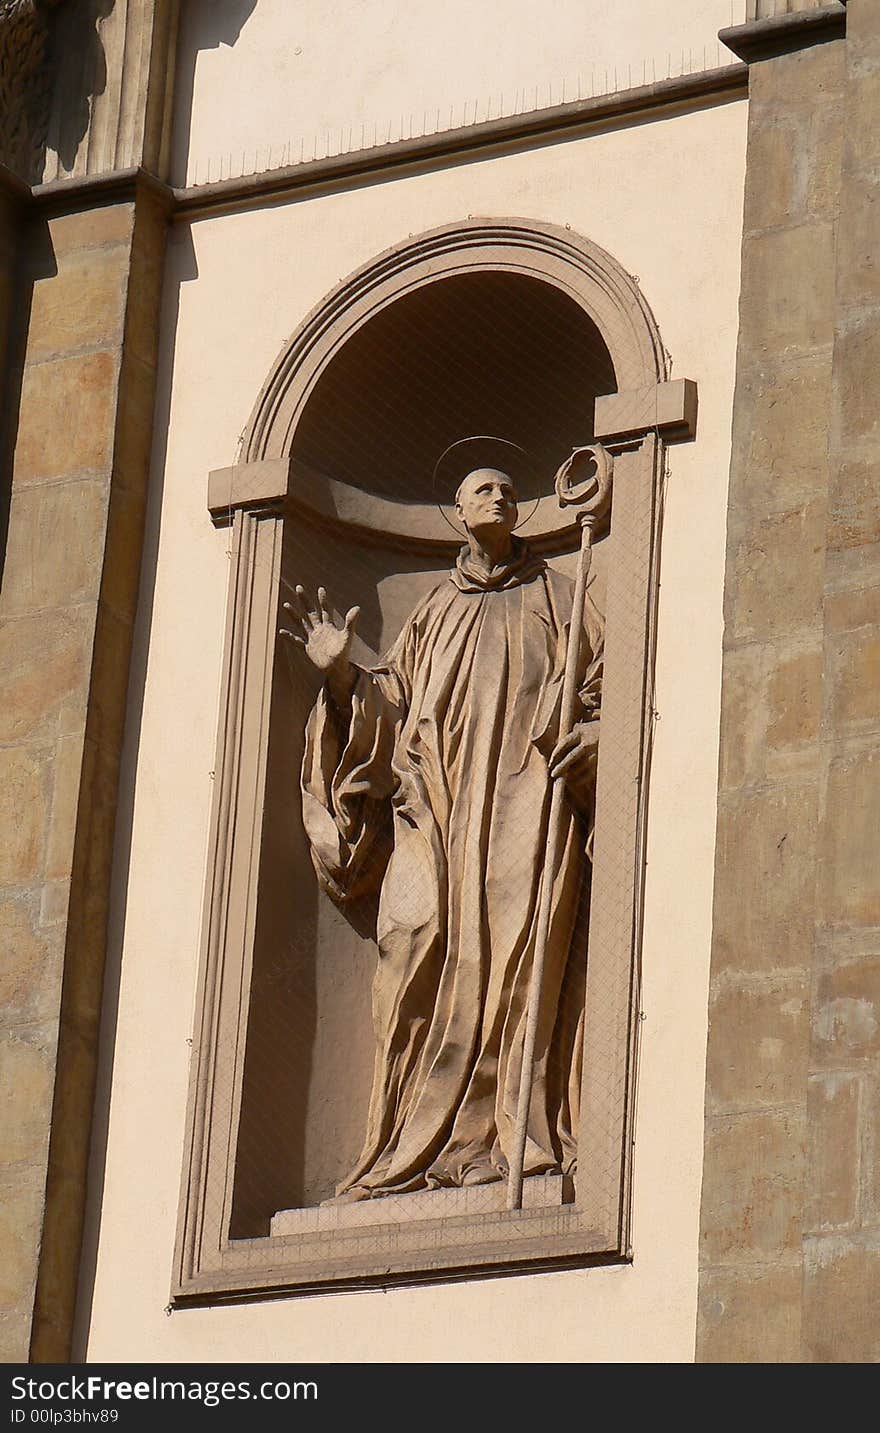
[301,538,604,1197]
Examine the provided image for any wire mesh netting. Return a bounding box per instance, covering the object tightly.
[207,266,661,1275]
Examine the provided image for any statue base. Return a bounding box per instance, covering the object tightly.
[270,1173,574,1236]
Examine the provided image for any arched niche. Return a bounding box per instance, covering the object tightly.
[245,219,666,459]
[177,219,696,1302]
[212,219,670,547]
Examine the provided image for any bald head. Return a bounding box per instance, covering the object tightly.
[453,469,519,546]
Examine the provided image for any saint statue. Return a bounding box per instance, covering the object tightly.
[281,462,604,1202]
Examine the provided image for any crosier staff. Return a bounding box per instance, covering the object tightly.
[506,443,614,1212]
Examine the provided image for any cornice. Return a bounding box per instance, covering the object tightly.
[10,62,747,224]
[721,3,847,64]
[30,162,174,216]
[172,63,747,222]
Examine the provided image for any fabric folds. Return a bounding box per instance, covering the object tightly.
[300,542,604,1198]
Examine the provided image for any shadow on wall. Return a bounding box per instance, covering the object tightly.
[0,0,116,183]
[45,0,116,177]
[2,0,259,184]
[0,0,117,184]
[172,0,259,185]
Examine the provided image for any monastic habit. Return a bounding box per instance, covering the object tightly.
[301,537,603,1198]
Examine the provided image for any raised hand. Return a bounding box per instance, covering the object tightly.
[280,586,360,700]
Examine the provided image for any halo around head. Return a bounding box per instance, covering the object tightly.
[431,436,541,536]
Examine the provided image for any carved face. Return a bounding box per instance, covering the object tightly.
[454,468,519,537]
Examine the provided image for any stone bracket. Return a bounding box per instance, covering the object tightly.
[594,377,698,444]
[208,457,289,525]
[720,4,847,64]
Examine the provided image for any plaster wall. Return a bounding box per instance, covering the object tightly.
[78,97,747,1362]
[173,0,743,185]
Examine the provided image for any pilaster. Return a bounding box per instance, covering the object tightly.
[0,1,179,1364]
[699,0,879,1364]
[803,0,880,1361]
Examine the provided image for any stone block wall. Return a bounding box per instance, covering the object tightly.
[699,0,880,1362]
[0,0,175,1362]
[804,0,880,1361]
[0,191,166,1362]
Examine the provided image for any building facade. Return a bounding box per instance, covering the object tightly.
[0,0,877,1363]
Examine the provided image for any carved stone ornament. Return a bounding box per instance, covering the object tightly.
[0,0,67,178]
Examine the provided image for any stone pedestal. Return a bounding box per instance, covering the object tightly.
[271,1174,574,1236]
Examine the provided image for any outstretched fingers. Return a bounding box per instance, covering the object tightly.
[293,584,318,628]
[281,598,309,635]
[316,586,332,622]
[281,587,357,650]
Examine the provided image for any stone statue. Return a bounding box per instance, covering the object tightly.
[281,466,604,1202]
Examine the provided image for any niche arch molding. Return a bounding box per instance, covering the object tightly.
[244,217,668,463]
[176,217,696,1304]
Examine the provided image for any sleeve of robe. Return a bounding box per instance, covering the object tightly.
[300,614,418,922]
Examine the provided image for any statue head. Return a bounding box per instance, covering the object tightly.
[454,468,519,540]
